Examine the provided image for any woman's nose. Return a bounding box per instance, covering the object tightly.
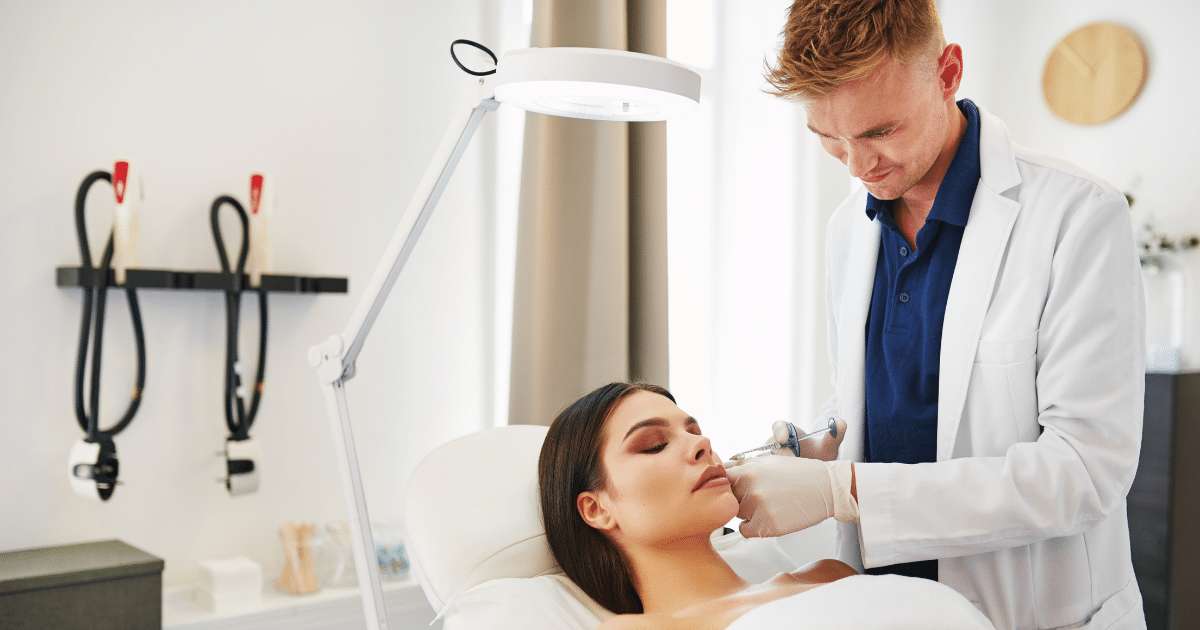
[689,434,713,462]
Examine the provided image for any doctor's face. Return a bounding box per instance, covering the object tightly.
[579,390,737,548]
[803,45,963,201]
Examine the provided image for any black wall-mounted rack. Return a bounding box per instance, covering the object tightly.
[56,266,347,294]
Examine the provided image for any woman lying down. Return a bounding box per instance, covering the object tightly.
[539,382,992,629]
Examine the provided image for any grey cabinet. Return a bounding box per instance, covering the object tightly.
[0,539,163,629]
[1130,373,1200,629]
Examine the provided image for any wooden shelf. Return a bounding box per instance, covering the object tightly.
[56,266,347,294]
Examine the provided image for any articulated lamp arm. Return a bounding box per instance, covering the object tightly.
[307,95,498,630]
[311,96,500,384]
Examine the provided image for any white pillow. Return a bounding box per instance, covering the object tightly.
[406,426,557,613]
[441,575,604,630]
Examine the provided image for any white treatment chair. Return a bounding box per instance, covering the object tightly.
[404,426,994,629]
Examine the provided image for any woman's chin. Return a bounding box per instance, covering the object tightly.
[694,486,740,526]
[647,489,739,543]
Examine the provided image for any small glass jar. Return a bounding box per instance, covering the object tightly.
[372,522,410,580]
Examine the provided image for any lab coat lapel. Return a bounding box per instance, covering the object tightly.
[936,108,1022,461]
[837,207,879,463]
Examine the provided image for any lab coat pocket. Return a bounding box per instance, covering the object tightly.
[1073,577,1142,629]
[965,336,1037,456]
[1031,537,1091,628]
[1039,576,1142,629]
[962,363,1017,456]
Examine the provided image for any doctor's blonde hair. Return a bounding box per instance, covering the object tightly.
[766,0,946,99]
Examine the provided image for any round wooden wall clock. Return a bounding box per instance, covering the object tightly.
[1042,21,1147,125]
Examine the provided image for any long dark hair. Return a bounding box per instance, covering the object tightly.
[537,382,675,615]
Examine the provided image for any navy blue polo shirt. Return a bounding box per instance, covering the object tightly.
[862,99,981,581]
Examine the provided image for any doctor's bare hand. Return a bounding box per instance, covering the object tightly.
[727,456,858,538]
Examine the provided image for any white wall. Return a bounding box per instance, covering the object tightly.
[940,0,1199,367]
[0,0,517,596]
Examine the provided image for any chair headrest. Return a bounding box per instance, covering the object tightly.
[404,425,557,611]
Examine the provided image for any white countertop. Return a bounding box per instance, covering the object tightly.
[163,576,439,629]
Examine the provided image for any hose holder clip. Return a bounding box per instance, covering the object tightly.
[222,437,260,496]
[68,437,120,501]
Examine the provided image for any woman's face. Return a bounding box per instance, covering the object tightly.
[577,390,738,547]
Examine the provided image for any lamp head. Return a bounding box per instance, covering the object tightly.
[492,47,701,122]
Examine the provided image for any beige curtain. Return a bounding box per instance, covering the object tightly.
[508,0,669,426]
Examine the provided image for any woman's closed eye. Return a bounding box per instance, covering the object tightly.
[637,426,702,454]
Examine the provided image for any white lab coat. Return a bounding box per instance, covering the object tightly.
[818,107,1146,629]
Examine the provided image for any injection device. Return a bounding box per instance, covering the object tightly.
[725,418,839,464]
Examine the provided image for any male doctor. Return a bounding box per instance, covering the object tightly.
[725,1,1146,628]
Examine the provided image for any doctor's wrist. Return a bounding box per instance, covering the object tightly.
[828,460,860,523]
[851,462,857,500]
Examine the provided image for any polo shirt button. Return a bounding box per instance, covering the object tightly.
[898,292,910,304]
[899,245,909,256]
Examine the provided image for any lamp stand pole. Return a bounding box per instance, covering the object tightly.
[308,95,499,630]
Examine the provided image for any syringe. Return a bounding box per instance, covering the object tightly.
[725,418,839,464]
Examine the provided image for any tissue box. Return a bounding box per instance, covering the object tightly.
[0,539,163,630]
[197,557,262,614]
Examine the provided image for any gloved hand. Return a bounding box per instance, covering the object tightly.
[727,456,859,538]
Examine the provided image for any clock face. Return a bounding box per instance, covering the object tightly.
[1042,22,1147,125]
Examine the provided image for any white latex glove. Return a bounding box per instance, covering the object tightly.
[727,457,859,538]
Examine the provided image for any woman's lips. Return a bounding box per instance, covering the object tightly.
[697,476,731,490]
[692,464,729,492]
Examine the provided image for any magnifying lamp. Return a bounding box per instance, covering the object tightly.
[307,43,699,630]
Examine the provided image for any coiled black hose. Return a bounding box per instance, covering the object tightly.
[73,170,147,443]
[210,196,268,440]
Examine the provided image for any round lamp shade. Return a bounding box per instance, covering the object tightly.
[492,47,701,121]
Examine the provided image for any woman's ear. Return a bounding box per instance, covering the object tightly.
[577,490,617,531]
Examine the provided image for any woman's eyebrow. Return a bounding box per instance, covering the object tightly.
[622,416,698,442]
